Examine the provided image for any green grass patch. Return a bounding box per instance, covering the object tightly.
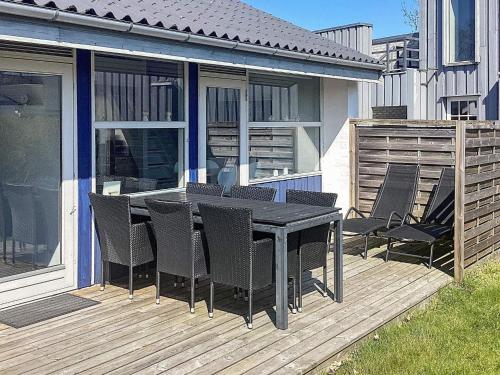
[332,261,500,375]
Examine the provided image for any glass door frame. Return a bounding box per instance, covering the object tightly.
[198,76,249,186]
[0,54,77,308]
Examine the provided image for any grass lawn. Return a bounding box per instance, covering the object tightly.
[332,260,500,375]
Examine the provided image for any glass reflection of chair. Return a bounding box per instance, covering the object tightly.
[37,187,60,266]
[217,164,238,194]
[2,183,45,269]
[0,186,12,264]
[124,177,157,194]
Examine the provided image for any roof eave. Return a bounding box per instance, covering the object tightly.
[0,1,384,71]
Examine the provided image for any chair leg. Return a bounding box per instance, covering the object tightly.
[385,238,392,262]
[100,259,105,291]
[190,277,196,313]
[233,287,238,300]
[129,265,134,300]
[208,280,214,318]
[428,244,435,269]
[156,271,161,305]
[244,290,249,302]
[12,240,15,264]
[145,262,150,279]
[181,277,185,287]
[298,252,303,313]
[291,277,297,314]
[322,265,328,297]
[363,235,369,260]
[2,236,6,263]
[247,289,253,329]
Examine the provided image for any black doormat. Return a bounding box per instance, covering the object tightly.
[0,294,100,328]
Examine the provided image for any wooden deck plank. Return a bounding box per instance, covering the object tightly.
[0,244,452,375]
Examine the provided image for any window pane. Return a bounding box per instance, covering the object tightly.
[94,55,184,122]
[0,72,62,276]
[451,101,459,115]
[206,87,240,187]
[249,127,320,180]
[249,73,320,122]
[449,0,475,62]
[96,128,183,194]
[460,100,469,115]
[469,100,478,116]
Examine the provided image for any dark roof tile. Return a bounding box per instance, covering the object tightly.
[4,0,380,66]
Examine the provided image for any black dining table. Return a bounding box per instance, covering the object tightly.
[130,191,344,330]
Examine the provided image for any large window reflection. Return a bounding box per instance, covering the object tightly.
[0,71,62,278]
[96,128,184,194]
[448,0,476,62]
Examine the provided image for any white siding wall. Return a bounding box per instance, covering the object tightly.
[321,78,354,211]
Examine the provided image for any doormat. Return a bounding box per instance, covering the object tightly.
[0,294,100,328]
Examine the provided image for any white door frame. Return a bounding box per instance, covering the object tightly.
[0,55,77,308]
[198,76,249,186]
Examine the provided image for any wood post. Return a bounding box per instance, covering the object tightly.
[454,121,465,283]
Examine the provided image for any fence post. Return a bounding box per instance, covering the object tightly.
[454,122,465,283]
[349,121,358,214]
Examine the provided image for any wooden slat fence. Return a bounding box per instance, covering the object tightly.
[350,119,499,282]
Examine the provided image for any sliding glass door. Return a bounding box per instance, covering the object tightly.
[0,56,76,307]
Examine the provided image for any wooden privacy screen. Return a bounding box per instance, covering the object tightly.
[350,120,500,282]
[461,122,500,268]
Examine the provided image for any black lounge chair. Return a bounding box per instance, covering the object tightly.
[286,189,338,312]
[230,185,277,201]
[186,182,224,196]
[145,199,209,312]
[89,193,155,300]
[343,164,420,259]
[385,167,455,268]
[199,203,273,329]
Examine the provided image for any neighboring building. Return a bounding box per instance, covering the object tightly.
[0,0,382,307]
[319,0,500,121]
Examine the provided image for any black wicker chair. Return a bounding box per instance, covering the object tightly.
[286,189,338,312]
[385,167,455,268]
[343,164,420,259]
[198,203,273,329]
[89,193,155,300]
[0,187,12,264]
[230,185,277,201]
[3,184,44,268]
[145,199,209,312]
[186,182,224,196]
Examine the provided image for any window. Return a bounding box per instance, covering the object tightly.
[249,127,320,180]
[94,55,187,194]
[95,128,184,194]
[446,0,477,63]
[249,73,320,122]
[449,98,478,120]
[248,73,321,182]
[94,55,184,122]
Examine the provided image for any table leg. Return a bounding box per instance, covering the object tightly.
[334,218,344,302]
[275,227,288,330]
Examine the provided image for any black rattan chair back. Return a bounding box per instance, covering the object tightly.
[286,189,338,207]
[424,167,455,226]
[146,200,194,276]
[2,183,39,244]
[198,203,252,288]
[186,182,224,196]
[89,193,131,265]
[230,185,277,201]
[371,164,420,220]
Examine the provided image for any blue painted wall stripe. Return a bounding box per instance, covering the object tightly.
[254,175,322,202]
[76,49,93,288]
[188,62,199,182]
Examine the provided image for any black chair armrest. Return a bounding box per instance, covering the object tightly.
[344,207,366,220]
[386,211,404,229]
[403,213,420,225]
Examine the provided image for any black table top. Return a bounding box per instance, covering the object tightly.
[130,191,340,227]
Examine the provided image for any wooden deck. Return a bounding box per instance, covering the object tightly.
[0,241,453,375]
